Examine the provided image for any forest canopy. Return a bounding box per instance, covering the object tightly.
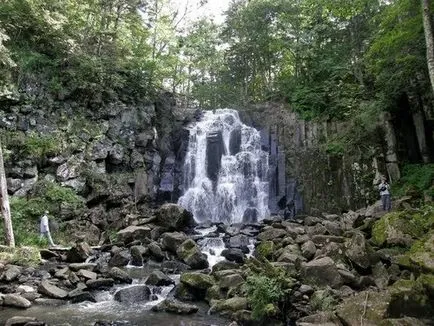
[0,0,432,121]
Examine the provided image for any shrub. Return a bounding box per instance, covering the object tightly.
[246,275,283,321]
[392,164,434,199]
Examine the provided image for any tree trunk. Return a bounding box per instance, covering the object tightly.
[0,141,14,247]
[422,0,434,94]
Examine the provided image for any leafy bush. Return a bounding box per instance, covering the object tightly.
[392,164,434,198]
[246,275,283,321]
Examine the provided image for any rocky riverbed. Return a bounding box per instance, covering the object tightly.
[1,200,434,326]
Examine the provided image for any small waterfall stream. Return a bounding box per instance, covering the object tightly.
[178,109,270,224]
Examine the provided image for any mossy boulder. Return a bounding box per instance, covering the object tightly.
[255,241,274,260]
[176,239,209,269]
[180,272,215,290]
[395,231,434,273]
[388,276,434,319]
[372,208,434,247]
[211,297,248,314]
[336,290,391,325]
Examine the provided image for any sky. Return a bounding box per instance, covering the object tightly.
[173,0,232,25]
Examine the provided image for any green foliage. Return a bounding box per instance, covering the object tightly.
[244,257,295,322]
[1,131,62,160]
[0,180,84,246]
[0,245,41,266]
[392,164,434,198]
[246,274,283,321]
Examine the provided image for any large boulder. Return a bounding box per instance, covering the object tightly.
[176,239,209,269]
[180,272,215,296]
[156,204,195,230]
[345,232,377,270]
[221,248,245,264]
[257,228,287,241]
[117,226,151,244]
[1,265,22,282]
[37,280,68,299]
[146,270,174,286]
[162,232,188,253]
[66,242,93,263]
[114,285,151,303]
[108,267,133,284]
[3,293,32,309]
[300,257,343,288]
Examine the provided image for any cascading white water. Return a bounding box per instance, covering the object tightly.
[178,109,270,224]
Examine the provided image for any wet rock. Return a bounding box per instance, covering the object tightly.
[152,298,199,314]
[108,267,132,284]
[108,250,131,267]
[66,242,93,263]
[114,285,151,303]
[86,278,114,290]
[3,294,32,309]
[38,280,68,299]
[156,204,196,230]
[146,270,174,286]
[68,290,96,303]
[300,257,343,288]
[130,245,147,266]
[257,228,287,241]
[162,232,188,253]
[228,234,250,252]
[161,260,190,273]
[221,248,245,264]
[173,283,196,301]
[4,316,42,326]
[255,240,274,260]
[117,226,151,244]
[180,272,215,290]
[176,239,209,269]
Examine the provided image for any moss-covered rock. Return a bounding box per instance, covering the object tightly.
[211,297,248,314]
[180,272,215,290]
[255,241,274,260]
[336,290,391,325]
[372,207,434,247]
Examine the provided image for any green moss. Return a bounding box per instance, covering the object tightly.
[256,241,274,260]
[372,207,434,247]
[0,246,41,267]
[310,288,338,311]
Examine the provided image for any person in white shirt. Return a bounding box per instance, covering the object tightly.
[40,210,55,246]
[378,178,391,212]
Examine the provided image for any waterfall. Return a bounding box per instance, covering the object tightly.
[178,109,270,224]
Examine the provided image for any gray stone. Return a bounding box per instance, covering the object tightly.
[1,265,22,282]
[162,232,188,253]
[152,299,199,314]
[68,289,96,303]
[300,257,343,288]
[146,270,174,286]
[66,242,93,263]
[108,267,132,284]
[108,144,124,165]
[322,221,343,236]
[257,228,287,241]
[86,278,114,290]
[68,263,97,272]
[76,269,97,280]
[345,232,374,270]
[117,225,151,244]
[176,239,208,269]
[148,242,165,261]
[156,204,195,230]
[38,280,68,299]
[5,317,38,326]
[219,273,244,289]
[221,248,245,264]
[301,240,316,260]
[3,294,32,309]
[130,245,147,266]
[109,250,131,267]
[114,285,151,303]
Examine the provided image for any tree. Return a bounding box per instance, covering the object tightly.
[422,0,434,94]
[0,140,15,247]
